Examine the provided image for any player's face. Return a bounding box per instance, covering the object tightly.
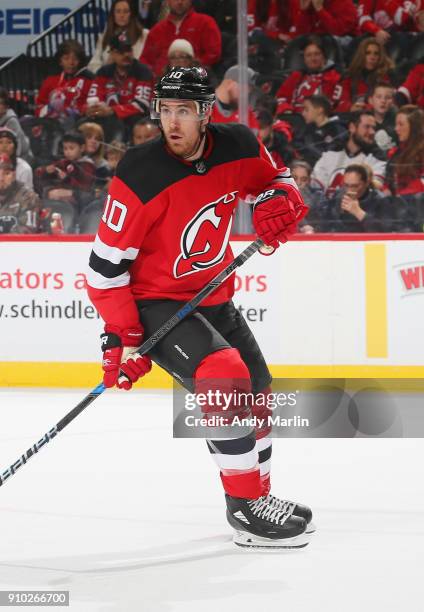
[60,52,79,75]
[160,100,205,157]
[63,142,84,161]
[395,113,410,143]
[0,137,15,157]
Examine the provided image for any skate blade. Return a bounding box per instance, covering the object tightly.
[233,529,310,550]
[306,521,317,535]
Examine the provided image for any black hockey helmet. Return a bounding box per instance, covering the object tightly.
[151,66,215,119]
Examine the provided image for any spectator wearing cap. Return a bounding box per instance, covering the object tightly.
[291,0,357,37]
[276,37,341,115]
[85,31,154,141]
[297,94,346,166]
[140,0,221,77]
[166,39,196,72]
[0,154,41,234]
[0,88,31,161]
[211,65,259,130]
[35,131,95,210]
[0,128,33,191]
[88,0,149,74]
[36,40,93,125]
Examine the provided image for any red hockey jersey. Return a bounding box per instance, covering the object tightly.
[290,0,357,36]
[357,0,421,34]
[398,64,424,107]
[35,69,93,118]
[276,65,341,114]
[86,124,302,329]
[87,61,153,120]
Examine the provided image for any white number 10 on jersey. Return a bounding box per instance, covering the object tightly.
[102,195,128,232]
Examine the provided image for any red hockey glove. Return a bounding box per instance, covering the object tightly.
[253,186,308,250]
[100,325,152,390]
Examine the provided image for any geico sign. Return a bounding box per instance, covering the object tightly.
[0,7,106,36]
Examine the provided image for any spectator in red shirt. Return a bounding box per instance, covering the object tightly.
[334,38,394,113]
[276,37,341,115]
[357,0,422,41]
[247,0,293,41]
[35,131,96,208]
[396,63,424,108]
[36,40,93,125]
[387,105,424,195]
[291,0,357,37]
[85,32,153,141]
[140,0,221,77]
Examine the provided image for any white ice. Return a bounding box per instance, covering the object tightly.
[0,389,423,612]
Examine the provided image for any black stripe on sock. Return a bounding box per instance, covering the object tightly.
[206,433,256,456]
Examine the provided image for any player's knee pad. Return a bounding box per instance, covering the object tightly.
[194,348,252,419]
[251,385,273,439]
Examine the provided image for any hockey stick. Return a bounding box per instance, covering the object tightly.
[0,238,268,487]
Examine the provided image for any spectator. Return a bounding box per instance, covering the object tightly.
[0,128,33,190]
[86,32,153,141]
[357,0,422,40]
[368,82,397,151]
[291,0,357,37]
[36,40,93,126]
[78,122,112,193]
[298,94,346,165]
[396,63,424,108]
[211,65,259,130]
[0,154,40,234]
[292,159,324,231]
[0,88,31,160]
[319,163,392,231]
[35,131,95,209]
[257,109,295,166]
[276,37,341,115]
[166,39,196,71]
[137,0,169,28]
[334,38,394,113]
[88,0,148,74]
[247,0,293,41]
[140,0,221,77]
[387,105,424,195]
[132,117,160,145]
[312,110,386,193]
[105,140,127,170]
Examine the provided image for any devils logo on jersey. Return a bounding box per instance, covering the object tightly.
[173,191,238,278]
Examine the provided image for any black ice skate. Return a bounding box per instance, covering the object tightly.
[225,494,309,549]
[266,494,316,534]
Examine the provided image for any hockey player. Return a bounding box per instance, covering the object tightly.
[87,67,313,549]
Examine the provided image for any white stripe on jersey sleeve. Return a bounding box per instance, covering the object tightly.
[93,235,139,265]
[86,268,130,290]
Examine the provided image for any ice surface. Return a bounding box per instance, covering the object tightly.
[0,389,423,612]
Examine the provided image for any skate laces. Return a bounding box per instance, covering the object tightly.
[247,496,291,525]
[267,494,296,515]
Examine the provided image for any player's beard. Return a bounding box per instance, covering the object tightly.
[165,131,205,160]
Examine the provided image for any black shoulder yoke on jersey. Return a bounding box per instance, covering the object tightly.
[96,59,153,81]
[115,123,261,205]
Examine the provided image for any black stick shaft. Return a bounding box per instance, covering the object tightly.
[0,238,264,487]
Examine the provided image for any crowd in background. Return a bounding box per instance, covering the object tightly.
[0,0,423,235]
